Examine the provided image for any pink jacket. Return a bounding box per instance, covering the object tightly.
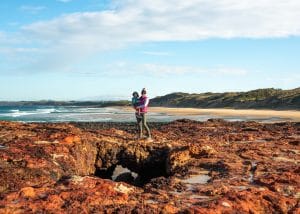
[138,96,149,113]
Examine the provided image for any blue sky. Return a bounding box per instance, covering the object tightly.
[0,0,299,100]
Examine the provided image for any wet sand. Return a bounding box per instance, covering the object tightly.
[122,107,300,122]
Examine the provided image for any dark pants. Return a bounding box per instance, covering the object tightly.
[136,113,151,138]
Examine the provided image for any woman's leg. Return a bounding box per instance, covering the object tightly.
[142,113,151,138]
[136,115,143,138]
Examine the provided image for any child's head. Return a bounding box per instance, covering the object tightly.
[132,91,139,97]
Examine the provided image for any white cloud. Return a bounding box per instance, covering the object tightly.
[266,73,300,87]
[103,62,248,77]
[3,0,300,73]
[141,51,171,56]
[0,32,5,40]
[141,63,200,75]
[22,0,300,44]
[0,47,41,54]
[214,67,248,76]
[57,0,72,2]
[20,5,46,14]
[0,31,40,60]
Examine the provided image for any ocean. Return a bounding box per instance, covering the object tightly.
[0,105,290,123]
[0,106,130,122]
[0,105,193,123]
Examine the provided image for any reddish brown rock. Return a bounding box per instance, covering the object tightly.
[0,119,299,213]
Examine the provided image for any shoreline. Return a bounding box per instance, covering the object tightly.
[0,106,299,123]
[121,106,300,122]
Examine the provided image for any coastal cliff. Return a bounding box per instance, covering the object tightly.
[0,120,299,213]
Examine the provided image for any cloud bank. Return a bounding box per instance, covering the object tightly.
[20,5,46,14]
[102,62,248,77]
[2,0,300,73]
[23,0,300,43]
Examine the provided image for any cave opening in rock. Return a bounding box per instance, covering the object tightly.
[94,163,169,187]
[112,165,138,183]
[92,144,171,186]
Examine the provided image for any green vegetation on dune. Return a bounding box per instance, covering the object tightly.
[150,88,300,110]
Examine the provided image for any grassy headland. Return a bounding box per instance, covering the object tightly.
[1,88,299,110]
[150,88,300,110]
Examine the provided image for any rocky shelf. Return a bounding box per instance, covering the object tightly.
[0,119,299,213]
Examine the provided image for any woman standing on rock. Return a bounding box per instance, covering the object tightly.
[135,88,152,141]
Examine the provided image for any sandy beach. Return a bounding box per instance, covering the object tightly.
[123,106,300,122]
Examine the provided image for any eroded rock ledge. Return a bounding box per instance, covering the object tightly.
[0,119,299,213]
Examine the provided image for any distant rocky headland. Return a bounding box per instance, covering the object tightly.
[0,100,130,107]
[151,88,300,110]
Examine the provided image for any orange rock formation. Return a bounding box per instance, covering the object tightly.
[0,119,299,213]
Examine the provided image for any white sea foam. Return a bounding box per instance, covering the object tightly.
[36,108,56,114]
[10,111,37,117]
[1,108,57,117]
[10,109,20,112]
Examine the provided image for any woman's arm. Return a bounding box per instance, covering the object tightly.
[137,97,149,108]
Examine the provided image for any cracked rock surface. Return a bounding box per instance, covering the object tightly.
[0,119,299,213]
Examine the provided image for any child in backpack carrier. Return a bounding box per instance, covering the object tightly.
[132,91,141,116]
